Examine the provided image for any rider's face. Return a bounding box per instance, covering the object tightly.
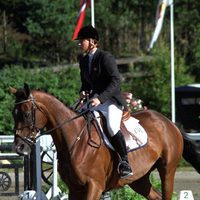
[78,39,90,53]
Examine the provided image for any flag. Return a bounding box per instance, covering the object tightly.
[72,0,89,41]
[148,0,172,50]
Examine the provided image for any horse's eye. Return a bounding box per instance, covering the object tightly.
[24,112,29,118]
[23,111,31,119]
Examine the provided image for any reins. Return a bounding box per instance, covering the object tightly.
[14,96,101,145]
[36,107,91,139]
[15,95,90,137]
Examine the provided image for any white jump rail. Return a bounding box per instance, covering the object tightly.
[0,135,20,159]
[0,135,15,146]
[0,135,23,196]
[185,132,200,141]
[0,135,14,142]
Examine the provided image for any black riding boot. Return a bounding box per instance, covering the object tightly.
[110,131,133,178]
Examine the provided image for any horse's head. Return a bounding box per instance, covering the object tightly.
[10,83,47,156]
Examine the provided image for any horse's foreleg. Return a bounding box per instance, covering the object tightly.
[68,182,103,200]
[68,190,83,200]
[85,181,104,200]
[158,166,176,200]
[129,173,162,200]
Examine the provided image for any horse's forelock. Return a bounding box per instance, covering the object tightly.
[15,88,29,103]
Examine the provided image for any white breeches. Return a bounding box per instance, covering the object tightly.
[90,99,123,137]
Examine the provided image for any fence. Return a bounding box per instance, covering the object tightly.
[0,135,24,196]
[0,135,112,199]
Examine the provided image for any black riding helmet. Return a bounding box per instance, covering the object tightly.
[76,25,99,41]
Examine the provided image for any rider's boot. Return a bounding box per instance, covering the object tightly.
[110,131,133,179]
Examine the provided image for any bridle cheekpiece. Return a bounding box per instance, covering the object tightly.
[14,93,40,145]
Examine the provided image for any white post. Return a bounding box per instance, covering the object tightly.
[170,0,175,123]
[91,0,95,27]
[35,139,43,200]
[52,150,58,199]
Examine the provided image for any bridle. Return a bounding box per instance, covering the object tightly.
[14,94,40,146]
[14,93,92,146]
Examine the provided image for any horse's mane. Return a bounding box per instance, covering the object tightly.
[32,89,63,103]
[182,135,200,174]
[32,89,77,115]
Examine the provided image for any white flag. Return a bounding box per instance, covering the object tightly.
[148,0,171,50]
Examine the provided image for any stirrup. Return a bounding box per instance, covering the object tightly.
[117,161,133,179]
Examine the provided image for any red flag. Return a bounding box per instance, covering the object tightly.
[72,0,89,41]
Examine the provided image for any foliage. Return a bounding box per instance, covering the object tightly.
[175,1,200,81]
[111,186,143,200]
[57,175,161,200]
[110,174,178,200]
[121,41,194,118]
[1,0,200,82]
[0,45,194,133]
[58,175,157,199]
[24,0,76,62]
[0,65,80,135]
[0,0,78,63]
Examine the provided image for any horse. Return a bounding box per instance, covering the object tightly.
[182,134,200,174]
[10,83,184,200]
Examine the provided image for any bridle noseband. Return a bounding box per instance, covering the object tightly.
[14,94,40,145]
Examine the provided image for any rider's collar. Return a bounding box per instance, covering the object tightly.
[88,48,97,56]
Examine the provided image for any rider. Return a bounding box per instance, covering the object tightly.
[75,25,133,179]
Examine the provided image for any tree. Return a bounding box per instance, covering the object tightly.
[94,0,155,56]
[0,65,80,135]
[174,1,200,81]
[24,0,76,62]
[121,41,194,118]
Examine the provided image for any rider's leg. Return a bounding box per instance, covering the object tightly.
[110,130,133,178]
[106,103,133,178]
[91,99,133,178]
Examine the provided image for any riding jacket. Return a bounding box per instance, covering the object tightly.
[79,49,126,108]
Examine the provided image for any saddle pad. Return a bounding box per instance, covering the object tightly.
[93,111,148,152]
[122,116,148,152]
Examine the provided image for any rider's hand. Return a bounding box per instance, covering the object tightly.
[90,98,101,107]
[80,91,87,99]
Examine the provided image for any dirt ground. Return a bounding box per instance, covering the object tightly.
[174,170,200,199]
[0,168,199,200]
[153,168,200,199]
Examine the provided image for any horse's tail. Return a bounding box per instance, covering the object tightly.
[182,134,200,174]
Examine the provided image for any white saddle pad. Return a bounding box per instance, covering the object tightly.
[123,116,148,152]
[93,111,148,152]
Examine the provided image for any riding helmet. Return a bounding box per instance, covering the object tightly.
[76,25,99,41]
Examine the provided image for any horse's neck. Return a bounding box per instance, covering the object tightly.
[36,92,85,153]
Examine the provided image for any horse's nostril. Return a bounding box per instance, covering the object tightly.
[20,143,25,151]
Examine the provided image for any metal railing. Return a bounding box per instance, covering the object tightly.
[0,135,24,196]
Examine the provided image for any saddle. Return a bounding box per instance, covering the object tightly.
[122,110,131,121]
[91,110,148,152]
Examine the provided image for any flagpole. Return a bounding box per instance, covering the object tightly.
[91,0,95,27]
[170,0,175,123]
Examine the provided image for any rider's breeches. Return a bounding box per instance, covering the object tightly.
[90,99,123,137]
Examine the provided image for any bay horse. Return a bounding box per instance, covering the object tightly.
[11,83,184,200]
[182,133,200,174]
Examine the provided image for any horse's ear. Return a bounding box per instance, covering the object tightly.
[9,86,17,95]
[24,83,30,97]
